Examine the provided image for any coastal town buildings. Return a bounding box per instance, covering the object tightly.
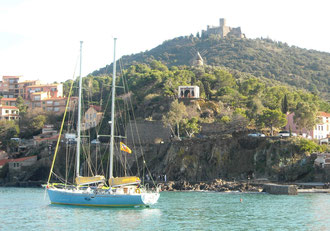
[285,111,330,140]
[0,76,76,114]
[0,76,21,98]
[0,98,17,106]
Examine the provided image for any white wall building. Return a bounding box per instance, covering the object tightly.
[178,86,200,99]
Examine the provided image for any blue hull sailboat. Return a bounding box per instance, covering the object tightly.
[46,39,160,207]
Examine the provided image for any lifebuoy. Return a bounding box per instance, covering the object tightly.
[135,188,141,194]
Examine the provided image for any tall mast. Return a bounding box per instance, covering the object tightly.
[109,38,117,179]
[76,41,83,178]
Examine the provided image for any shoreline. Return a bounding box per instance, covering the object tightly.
[1,179,330,194]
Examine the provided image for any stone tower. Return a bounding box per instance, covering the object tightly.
[220,18,226,27]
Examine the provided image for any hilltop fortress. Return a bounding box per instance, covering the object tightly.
[202,18,245,39]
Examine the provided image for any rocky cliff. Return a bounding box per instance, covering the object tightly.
[139,134,315,182]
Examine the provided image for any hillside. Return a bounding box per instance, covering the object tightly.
[92,36,330,99]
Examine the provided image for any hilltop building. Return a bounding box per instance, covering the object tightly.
[178,86,200,99]
[191,52,204,67]
[202,18,245,39]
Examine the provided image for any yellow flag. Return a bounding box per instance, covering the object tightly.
[120,142,132,154]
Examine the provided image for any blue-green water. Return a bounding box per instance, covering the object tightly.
[0,188,329,230]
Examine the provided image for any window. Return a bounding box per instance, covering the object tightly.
[47,101,53,105]
[54,107,59,112]
[34,96,41,100]
[54,102,60,106]
[47,107,52,111]
[5,110,9,113]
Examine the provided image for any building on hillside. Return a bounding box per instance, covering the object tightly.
[285,111,330,140]
[0,76,21,98]
[25,93,78,113]
[26,83,63,100]
[0,105,19,120]
[314,153,330,169]
[313,112,330,140]
[0,155,37,171]
[7,155,38,172]
[81,105,103,131]
[42,125,57,135]
[178,86,200,99]
[202,18,245,39]
[0,98,17,106]
[18,80,41,99]
[191,52,204,67]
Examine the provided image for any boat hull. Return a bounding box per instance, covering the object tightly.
[47,188,159,207]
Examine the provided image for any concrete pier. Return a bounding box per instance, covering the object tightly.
[263,184,298,195]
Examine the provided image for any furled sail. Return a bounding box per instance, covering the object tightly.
[109,176,141,187]
[75,175,105,185]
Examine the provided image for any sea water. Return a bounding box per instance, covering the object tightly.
[0,187,329,230]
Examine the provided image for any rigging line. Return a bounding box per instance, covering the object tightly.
[119,59,140,176]
[122,71,141,176]
[47,55,79,185]
[121,68,157,187]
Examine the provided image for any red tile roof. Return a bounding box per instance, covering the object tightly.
[1,98,17,101]
[90,105,102,112]
[0,106,18,109]
[0,155,37,166]
[319,112,330,117]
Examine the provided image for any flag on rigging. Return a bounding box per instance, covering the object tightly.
[120,142,132,154]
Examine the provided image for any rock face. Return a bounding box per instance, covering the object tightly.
[141,134,315,182]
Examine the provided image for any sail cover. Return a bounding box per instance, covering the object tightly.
[109,176,141,186]
[76,175,105,185]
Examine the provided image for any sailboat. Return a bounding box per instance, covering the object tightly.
[46,39,160,207]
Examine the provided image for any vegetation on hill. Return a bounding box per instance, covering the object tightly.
[62,61,330,140]
[92,36,330,100]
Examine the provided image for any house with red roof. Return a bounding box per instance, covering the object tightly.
[0,105,19,120]
[0,155,37,171]
[285,111,330,140]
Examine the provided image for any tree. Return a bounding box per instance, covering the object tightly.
[16,96,28,115]
[257,109,287,136]
[0,120,19,150]
[162,100,187,140]
[294,102,318,131]
[281,94,288,114]
[19,109,46,138]
[181,117,201,138]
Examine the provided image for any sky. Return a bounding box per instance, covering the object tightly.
[0,0,329,84]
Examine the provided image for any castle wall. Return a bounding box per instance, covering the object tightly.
[202,18,244,39]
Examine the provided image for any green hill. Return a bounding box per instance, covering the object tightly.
[92,36,330,99]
